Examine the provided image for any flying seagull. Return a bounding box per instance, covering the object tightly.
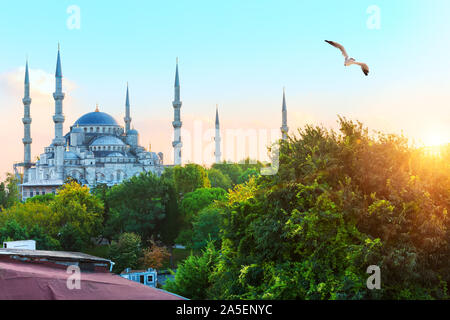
[325,40,369,76]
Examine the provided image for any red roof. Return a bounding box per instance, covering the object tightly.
[0,257,184,300]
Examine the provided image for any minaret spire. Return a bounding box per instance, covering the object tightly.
[280,87,289,140]
[52,44,66,180]
[172,58,183,165]
[22,59,32,182]
[214,104,222,163]
[124,82,131,134]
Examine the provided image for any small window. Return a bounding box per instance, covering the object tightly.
[147,275,153,283]
[140,275,145,284]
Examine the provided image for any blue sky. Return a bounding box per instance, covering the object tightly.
[0,0,449,173]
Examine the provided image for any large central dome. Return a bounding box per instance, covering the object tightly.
[74,111,119,126]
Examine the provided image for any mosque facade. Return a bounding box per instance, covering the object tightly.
[16,48,167,200]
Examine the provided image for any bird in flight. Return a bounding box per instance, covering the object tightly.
[325,40,369,76]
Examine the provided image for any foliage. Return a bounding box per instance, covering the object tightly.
[0,219,60,250]
[0,173,20,210]
[58,223,85,252]
[141,241,171,270]
[238,168,260,185]
[180,188,226,221]
[50,181,103,249]
[212,163,243,185]
[208,168,232,190]
[205,117,450,300]
[191,207,222,250]
[173,164,211,196]
[109,232,143,274]
[107,172,180,244]
[163,241,220,299]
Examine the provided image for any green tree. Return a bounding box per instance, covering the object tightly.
[50,181,103,248]
[180,188,226,221]
[0,219,29,243]
[208,168,232,190]
[173,164,210,196]
[107,172,179,244]
[191,207,222,250]
[211,163,243,185]
[92,183,118,243]
[109,232,143,274]
[164,241,219,299]
[0,173,21,210]
[237,168,260,184]
[205,117,449,300]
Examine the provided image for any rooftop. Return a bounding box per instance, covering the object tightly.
[0,255,185,300]
[0,249,185,300]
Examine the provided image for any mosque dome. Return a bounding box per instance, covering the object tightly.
[127,129,138,135]
[91,136,125,146]
[74,111,119,126]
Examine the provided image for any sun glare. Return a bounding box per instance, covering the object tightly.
[423,132,448,147]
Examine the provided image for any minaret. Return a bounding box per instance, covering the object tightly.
[214,105,221,163]
[22,60,32,182]
[52,44,66,180]
[172,58,183,165]
[124,83,131,134]
[280,88,289,140]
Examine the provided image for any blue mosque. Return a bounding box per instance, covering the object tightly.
[14,46,289,201]
[15,47,170,200]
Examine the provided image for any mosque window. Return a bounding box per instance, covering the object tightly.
[97,127,100,132]
[30,191,34,197]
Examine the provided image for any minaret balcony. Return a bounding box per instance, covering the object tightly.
[22,138,32,144]
[172,121,182,128]
[53,92,65,100]
[22,97,32,104]
[52,137,66,146]
[172,141,183,148]
[53,114,66,123]
[22,118,32,125]
[172,101,182,108]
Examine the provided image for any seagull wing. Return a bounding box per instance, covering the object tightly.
[325,40,348,58]
[355,61,370,76]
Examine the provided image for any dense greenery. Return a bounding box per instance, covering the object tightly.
[1,117,448,300]
[165,118,450,300]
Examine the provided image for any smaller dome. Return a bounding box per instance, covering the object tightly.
[91,136,125,146]
[71,126,83,133]
[128,129,138,135]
